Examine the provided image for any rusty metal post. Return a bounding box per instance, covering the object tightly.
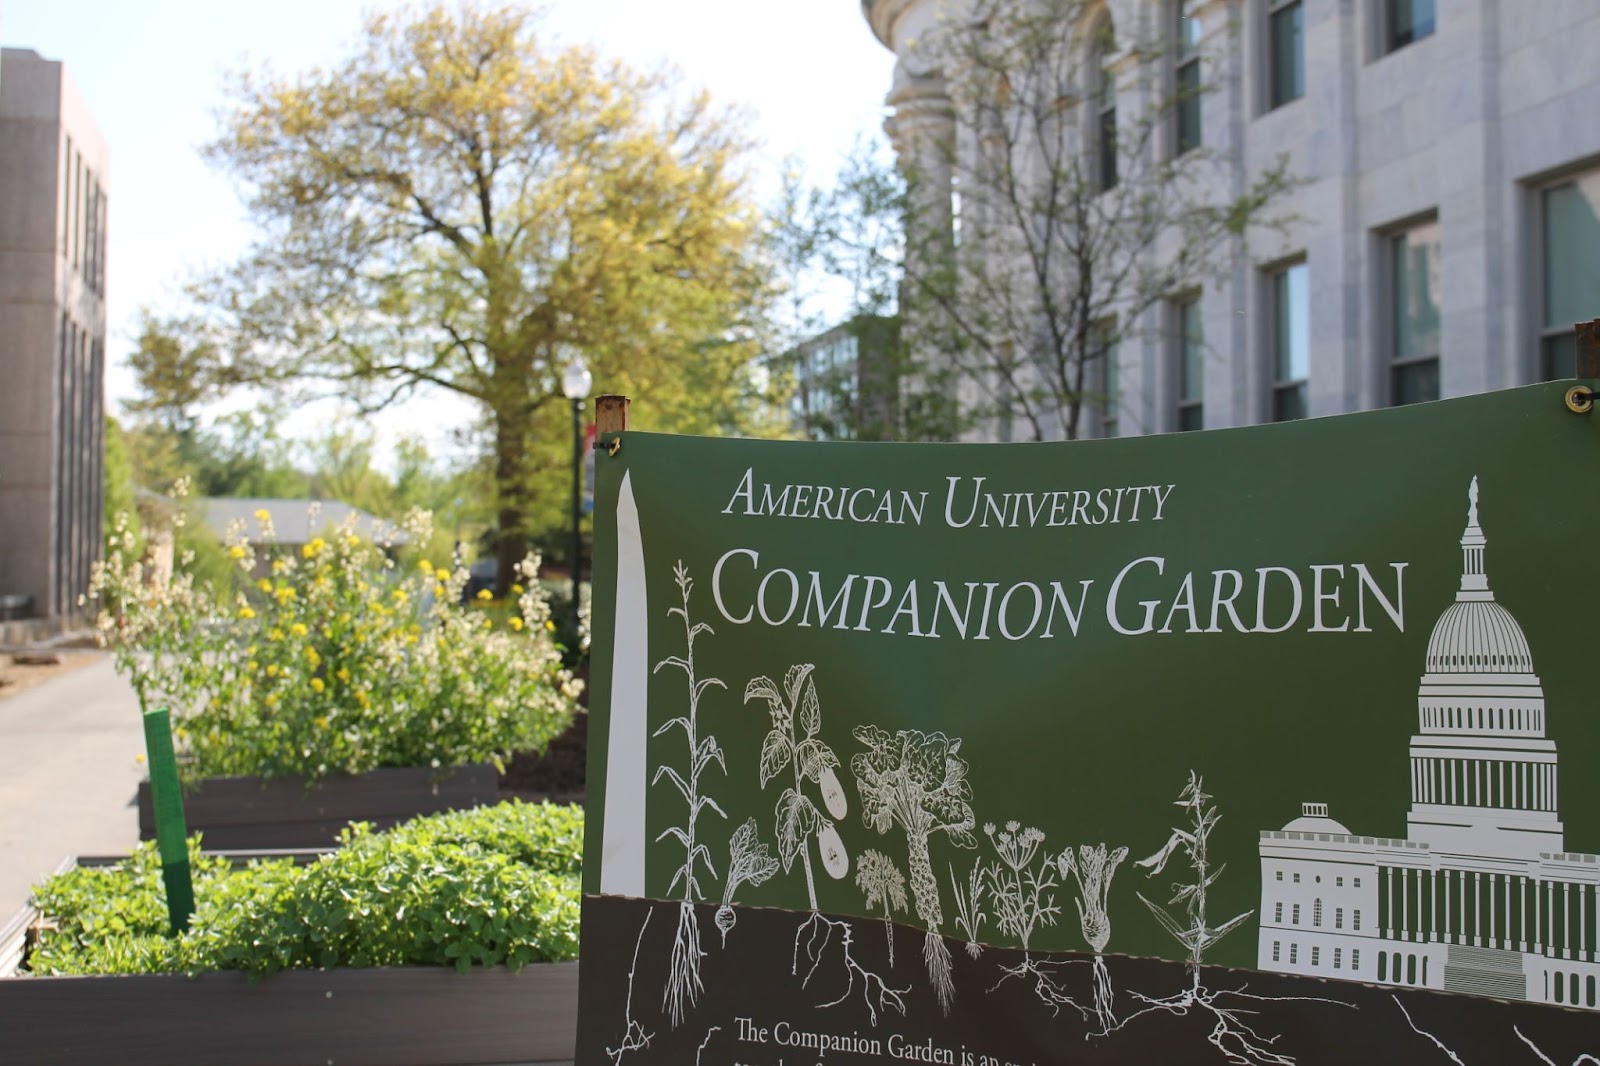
[1576,319,1600,380]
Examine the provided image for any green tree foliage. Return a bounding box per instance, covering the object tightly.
[123,312,224,435]
[101,417,143,560]
[201,4,775,592]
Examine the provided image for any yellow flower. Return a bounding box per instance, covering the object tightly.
[313,715,329,729]
[248,660,260,672]
[264,694,279,708]
[309,677,325,694]
[302,538,326,559]
[355,689,371,708]
[392,588,408,605]
[509,617,524,631]
[268,627,284,642]
[482,618,493,629]
[289,623,308,638]
[257,579,273,593]
[476,589,493,602]
[238,606,256,620]
[254,509,271,522]
[418,559,434,574]
[305,647,321,667]
[229,545,247,560]
[266,664,280,677]
[434,583,445,597]
[336,667,351,683]
[545,620,557,632]
[511,583,525,596]
[435,568,450,582]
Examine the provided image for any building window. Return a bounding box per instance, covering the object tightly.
[1276,871,1284,882]
[1334,947,1343,969]
[1175,0,1202,154]
[1353,909,1361,931]
[1311,946,1321,967]
[1389,219,1441,403]
[1355,877,1361,888]
[1267,0,1304,109]
[1290,943,1298,964]
[1272,941,1281,962]
[1096,321,1121,438]
[1270,261,1309,420]
[1096,22,1119,191]
[1294,872,1301,884]
[1335,907,1344,930]
[1292,904,1300,925]
[1384,0,1435,54]
[1313,899,1322,927]
[1540,170,1600,380]
[1275,902,1284,923]
[1176,297,1203,430]
[1337,876,1344,886]
[1352,949,1361,971]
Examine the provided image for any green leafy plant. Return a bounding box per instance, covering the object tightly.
[26,801,582,977]
[88,500,582,781]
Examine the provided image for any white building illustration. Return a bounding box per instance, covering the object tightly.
[1258,478,1600,1011]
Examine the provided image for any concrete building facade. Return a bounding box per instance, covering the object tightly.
[0,48,108,622]
[862,0,1600,438]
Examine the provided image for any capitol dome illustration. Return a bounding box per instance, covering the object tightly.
[1257,477,1598,1012]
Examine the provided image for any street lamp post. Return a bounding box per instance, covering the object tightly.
[561,354,592,631]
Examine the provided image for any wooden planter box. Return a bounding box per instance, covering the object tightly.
[1,960,578,1065]
[137,763,500,850]
[1,853,578,1066]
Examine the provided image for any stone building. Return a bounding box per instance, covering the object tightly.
[0,48,108,625]
[861,0,1600,439]
[1257,478,1599,1012]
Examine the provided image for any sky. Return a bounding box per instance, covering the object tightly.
[0,0,897,463]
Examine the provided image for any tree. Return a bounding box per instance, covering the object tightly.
[904,0,1294,441]
[123,312,225,436]
[203,4,773,592]
[766,143,911,441]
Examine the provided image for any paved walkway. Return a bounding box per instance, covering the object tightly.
[0,655,143,916]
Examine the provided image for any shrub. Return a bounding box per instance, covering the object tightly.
[88,498,582,781]
[26,801,582,977]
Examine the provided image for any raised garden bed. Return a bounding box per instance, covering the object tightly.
[137,763,499,850]
[7,802,582,1063]
[1,951,577,1065]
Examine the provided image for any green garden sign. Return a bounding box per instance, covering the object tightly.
[577,382,1600,1065]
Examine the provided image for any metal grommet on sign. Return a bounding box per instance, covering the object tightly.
[606,438,622,457]
[1564,385,1593,414]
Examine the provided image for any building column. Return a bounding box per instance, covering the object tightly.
[886,75,957,440]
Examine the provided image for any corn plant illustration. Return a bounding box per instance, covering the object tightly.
[852,725,978,1016]
[1060,842,1130,1032]
[652,561,729,1028]
[747,667,906,1024]
[855,849,909,966]
[983,820,1083,1016]
[1120,771,1348,1065]
[715,817,779,946]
